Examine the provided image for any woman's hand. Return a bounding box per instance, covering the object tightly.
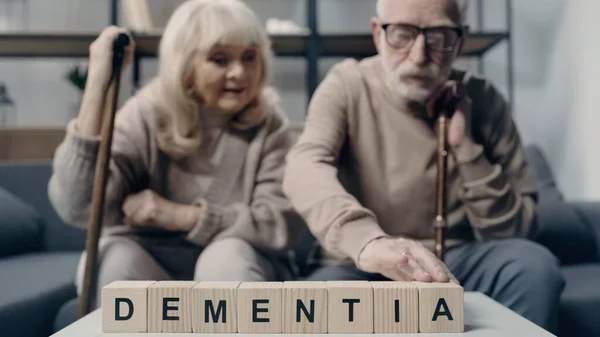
[122,189,202,232]
[87,25,135,90]
[76,26,135,137]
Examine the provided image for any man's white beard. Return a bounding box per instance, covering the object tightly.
[383,59,450,104]
[387,77,435,103]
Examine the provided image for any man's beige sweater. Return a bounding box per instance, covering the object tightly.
[283,56,538,265]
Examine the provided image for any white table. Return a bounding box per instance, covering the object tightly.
[51,292,554,337]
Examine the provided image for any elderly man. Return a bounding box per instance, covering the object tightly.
[283,0,564,333]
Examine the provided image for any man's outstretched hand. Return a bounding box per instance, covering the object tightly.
[357,237,459,283]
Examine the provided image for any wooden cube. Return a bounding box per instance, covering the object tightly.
[192,281,240,333]
[101,280,156,333]
[327,281,373,334]
[147,281,197,333]
[371,281,419,333]
[416,282,464,333]
[282,281,328,334]
[237,282,283,334]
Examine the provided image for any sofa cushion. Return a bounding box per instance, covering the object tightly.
[524,146,597,264]
[524,145,563,202]
[0,251,80,337]
[535,200,597,265]
[0,186,44,257]
[572,202,600,261]
[54,297,80,333]
[559,264,600,337]
[0,161,86,251]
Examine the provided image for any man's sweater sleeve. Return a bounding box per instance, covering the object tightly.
[452,79,538,241]
[282,63,388,263]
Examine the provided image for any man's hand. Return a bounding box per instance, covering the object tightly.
[122,189,201,232]
[426,80,472,147]
[357,237,459,283]
[448,94,472,147]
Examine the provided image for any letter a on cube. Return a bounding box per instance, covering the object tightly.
[416,282,464,333]
[101,280,156,333]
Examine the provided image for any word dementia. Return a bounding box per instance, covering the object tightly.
[102,280,463,334]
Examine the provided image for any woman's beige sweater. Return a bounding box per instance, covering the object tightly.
[48,91,304,252]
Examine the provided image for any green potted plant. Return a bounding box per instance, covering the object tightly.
[65,65,87,119]
[66,65,87,91]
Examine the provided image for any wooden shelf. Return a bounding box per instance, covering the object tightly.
[135,32,312,57]
[0,127,65,160]
[0,31,310,58]
[320,32,508,57]
[0,31,507,58]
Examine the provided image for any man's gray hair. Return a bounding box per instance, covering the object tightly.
[376,0,469,24]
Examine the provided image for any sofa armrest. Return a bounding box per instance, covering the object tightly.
[534,198,598,265]
[571,202,600,262]
[524,145,563,202]
[0,187,44,258]
[0,161,86,252]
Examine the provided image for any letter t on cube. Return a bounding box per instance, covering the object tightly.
[101,280,156,333]
[327,281,373,334]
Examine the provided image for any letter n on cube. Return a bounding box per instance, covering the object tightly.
[283,281,327,333]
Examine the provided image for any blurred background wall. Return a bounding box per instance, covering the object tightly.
[2,0,598,201]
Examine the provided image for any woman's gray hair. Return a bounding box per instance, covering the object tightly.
[139,0,276,160]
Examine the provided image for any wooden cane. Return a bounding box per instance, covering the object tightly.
[78,33,131,318]
[434,111,449,261]
[432,82,463,262]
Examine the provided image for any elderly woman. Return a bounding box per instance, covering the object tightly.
[48,0,303,308]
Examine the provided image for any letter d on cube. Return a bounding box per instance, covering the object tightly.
[101,281,156,333]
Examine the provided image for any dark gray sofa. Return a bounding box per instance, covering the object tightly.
[0,161,85,337]
[0,145,599,337]
[526,148,600,337]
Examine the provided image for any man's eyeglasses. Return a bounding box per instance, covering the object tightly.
[380,23,464,52]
